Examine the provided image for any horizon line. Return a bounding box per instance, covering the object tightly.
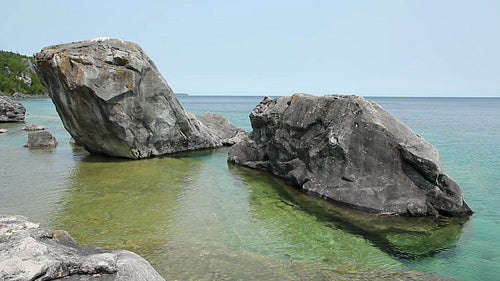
[178,93,500,98]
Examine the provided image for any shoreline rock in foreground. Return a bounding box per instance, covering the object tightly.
[34,37,245,159]
[0,215,165,281]
[0,96,26,122]
[228,94,473,217]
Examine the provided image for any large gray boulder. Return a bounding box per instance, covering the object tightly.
[228,94,472,217]
[34,37,243,159]
[0,215,165,281]
[0,96,26,122]
[24,130,58,148]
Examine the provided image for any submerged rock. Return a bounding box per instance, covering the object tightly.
[0,215,165,281]
[34,37,243,159]
[0,96,26,122]
[22,122,48,130]
[228,94,472,217]
[24,130,58,148]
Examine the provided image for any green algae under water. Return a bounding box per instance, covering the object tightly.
[1,97,499,280]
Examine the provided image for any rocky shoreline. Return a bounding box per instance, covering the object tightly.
[0,215,165,281]
[0,91,49,99]
[0,95,26,122]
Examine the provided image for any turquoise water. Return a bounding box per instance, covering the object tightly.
[0,96,498,280]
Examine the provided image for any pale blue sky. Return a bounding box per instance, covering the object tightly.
[1,0,499,96]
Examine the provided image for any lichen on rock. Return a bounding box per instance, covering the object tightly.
[34,38,244,159]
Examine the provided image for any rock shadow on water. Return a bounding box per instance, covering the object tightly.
[52,152,202,264]
[227,163,469,261]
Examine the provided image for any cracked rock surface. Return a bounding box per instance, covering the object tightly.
[228,94,472,217]
[0,215,165,281]
[0,96,25,122]
[34,37,243,159]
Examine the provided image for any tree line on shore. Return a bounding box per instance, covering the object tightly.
[0,50,46,95]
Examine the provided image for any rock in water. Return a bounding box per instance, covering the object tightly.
[34,37,242,159]
[22,123,48,130]
[24,130,58,148]
[0,215,165,281]
[0,96,26,122]
[197,112,248,145]
[228,94,472,217]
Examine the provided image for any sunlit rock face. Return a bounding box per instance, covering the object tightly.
[229,93,473,217]
[0,215,165,281]
[34,37,242,159]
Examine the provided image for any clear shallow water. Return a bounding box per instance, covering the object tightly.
[0,96,498,280]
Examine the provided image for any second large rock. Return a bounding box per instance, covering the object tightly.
[34,38,241,159]
[228,94,472,217]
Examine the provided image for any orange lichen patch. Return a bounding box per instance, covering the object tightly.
[71,56,93,65]
[52,230,64,238]
[115,70,133,89]
[57,51,73,77]
[75,66,84,85]
[291,93,308,103]
[35,50,57,67]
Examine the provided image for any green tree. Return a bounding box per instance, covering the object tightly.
[0,50,47,95]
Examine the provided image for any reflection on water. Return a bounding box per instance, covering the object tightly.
[53,154,200,262]
[4,98,490,280]
[51,147,461,280]
[230,165,467,259]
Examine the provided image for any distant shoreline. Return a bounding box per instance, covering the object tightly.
[2,92,498,100]
[0,92,49,99]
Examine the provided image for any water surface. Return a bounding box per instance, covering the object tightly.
[0,96,498,280]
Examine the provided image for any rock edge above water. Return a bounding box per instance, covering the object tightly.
[0,215,165,281]
[0,96,26,122]
[24,130,58,148]
[228,94,473,217]
[34,37,245,159]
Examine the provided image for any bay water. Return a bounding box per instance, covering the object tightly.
[0,96,498,280]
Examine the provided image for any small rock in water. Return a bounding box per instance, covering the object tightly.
[69,137,81,146]
[22,123,47,130]
[0,128,7,133]
[24,131,57,148]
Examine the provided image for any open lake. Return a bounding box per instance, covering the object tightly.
[0,96,498,280]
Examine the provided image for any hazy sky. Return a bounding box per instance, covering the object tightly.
[1,0,499,96]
